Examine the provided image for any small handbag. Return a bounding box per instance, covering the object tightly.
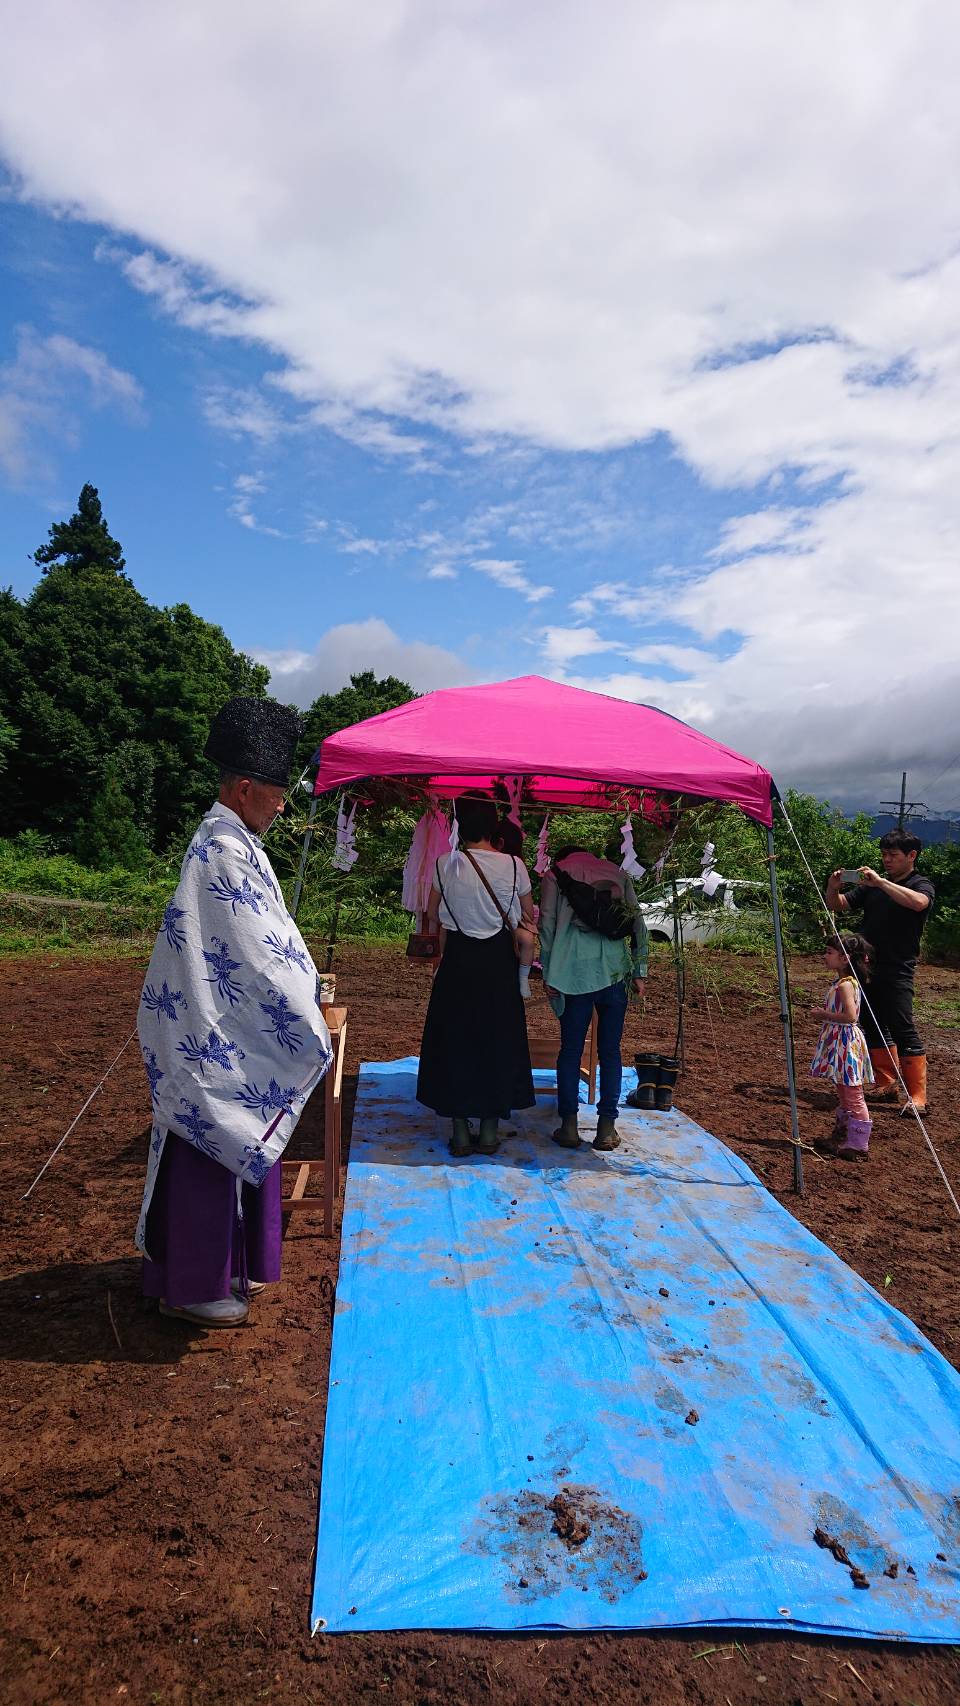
[406,931,441,960]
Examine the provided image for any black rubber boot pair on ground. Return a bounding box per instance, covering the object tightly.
[449,1117,500,1157]
[626,1052,680,1112]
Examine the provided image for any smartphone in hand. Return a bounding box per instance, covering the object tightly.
[839,869,862,886]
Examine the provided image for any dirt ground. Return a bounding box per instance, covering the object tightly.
[2,943,959,1706]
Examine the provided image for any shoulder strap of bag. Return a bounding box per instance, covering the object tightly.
[434,858,465,934]
[463,848,514,931]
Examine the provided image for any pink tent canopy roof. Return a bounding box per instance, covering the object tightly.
[313,675,775,826]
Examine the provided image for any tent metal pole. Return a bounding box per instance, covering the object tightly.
[290,794,319,922]
[767,820,803,1194]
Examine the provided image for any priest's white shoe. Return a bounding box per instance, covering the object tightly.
[231,1279,267,1297]
[159,1296,249,1326]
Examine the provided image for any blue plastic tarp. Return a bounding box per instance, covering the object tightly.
[311,1060,960,1637]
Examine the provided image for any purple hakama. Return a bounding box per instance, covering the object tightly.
[142,1129,282,1307]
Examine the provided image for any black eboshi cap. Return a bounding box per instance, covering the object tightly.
[203,697,301,787]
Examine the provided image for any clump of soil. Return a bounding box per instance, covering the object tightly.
[470,1484,647,1603]
[548,1491,591,1548]
[814,1525,871,1590]
[814,1524,851,1566]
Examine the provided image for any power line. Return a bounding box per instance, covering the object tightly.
[908,749,960,804]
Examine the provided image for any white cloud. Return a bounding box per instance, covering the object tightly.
[426,563,457,580]
[570,582,659,622]
[304,401,434,462]
[0,324,143,484]
[709,508,810,558]
[104,246,251,338]
[472,558,553,604]
[540,625,618,665]
[227,470,286,536]
[337,535,387,557]
[255,617,470,705]
[203,384,288,444]
[4,4,960,794]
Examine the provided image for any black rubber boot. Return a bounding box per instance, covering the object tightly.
[655,1055,680,1112]
[474,1117,501,1154]
[593,1115,621,1151]
[551,1112,581,1149]
[449,1117,472,1157]
[626,1052,659,1110]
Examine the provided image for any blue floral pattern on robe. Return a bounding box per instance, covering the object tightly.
[259,990,304,1055]
[264,932,311,974]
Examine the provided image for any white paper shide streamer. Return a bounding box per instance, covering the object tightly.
[448,806,463,874]
[700,839,724,898]
[332,797,359,872]
[619,814,646,880]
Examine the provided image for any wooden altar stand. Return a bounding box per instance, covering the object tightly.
[281,1005,347,1236]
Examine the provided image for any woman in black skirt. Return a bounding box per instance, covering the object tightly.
[417,796,536,1155]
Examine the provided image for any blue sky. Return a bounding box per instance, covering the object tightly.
[2,198,763,680]
[2,2,959,808]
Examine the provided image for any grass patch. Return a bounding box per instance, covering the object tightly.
[915,994,960,1030]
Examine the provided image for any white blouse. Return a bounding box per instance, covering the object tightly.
[434,850,532,939]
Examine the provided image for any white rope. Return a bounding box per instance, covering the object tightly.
[21,1029,138,1201]
[775,798,960,1223]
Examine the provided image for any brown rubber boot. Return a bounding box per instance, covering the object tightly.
[899,1054,927,1118]
[593,1115,621,1151]
[868,1044,900,1100]
[551,1113,581,1149]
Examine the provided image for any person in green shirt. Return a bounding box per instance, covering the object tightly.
[539,845,648,1152]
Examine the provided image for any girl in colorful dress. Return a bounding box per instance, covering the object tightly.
[810,933,875,1160]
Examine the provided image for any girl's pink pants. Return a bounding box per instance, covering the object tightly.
[837,1081,869,1121]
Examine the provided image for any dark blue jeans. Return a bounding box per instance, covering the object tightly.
[556,981,629,1120]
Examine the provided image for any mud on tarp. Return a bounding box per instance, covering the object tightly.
[311,1060,960,1637]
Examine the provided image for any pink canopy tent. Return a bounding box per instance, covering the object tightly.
[313,675,774,825]
[305,674,802,1192]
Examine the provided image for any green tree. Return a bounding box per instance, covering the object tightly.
[0,586,27,778]
[2,485,269,850]
[908,840,960,962]
[74,758,149,871]
[34,481,126,576]
[0,710,16,776]
[299,670,416,770]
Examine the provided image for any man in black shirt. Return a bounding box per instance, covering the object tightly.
[826,828,934,1116]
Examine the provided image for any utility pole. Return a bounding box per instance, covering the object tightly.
[878,772,927,829]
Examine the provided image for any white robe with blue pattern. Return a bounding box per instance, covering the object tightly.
[135,804,332,1254]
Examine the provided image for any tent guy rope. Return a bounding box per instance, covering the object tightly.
[21,1029,138,1201]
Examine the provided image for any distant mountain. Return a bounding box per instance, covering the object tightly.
[871,815,960,846]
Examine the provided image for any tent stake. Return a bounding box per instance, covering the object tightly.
[767,823,803,1194]
[291,794,319,922]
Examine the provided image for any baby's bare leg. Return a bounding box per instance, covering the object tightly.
[516,925,535,998]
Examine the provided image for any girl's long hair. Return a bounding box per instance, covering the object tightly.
[830,930,873,984]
